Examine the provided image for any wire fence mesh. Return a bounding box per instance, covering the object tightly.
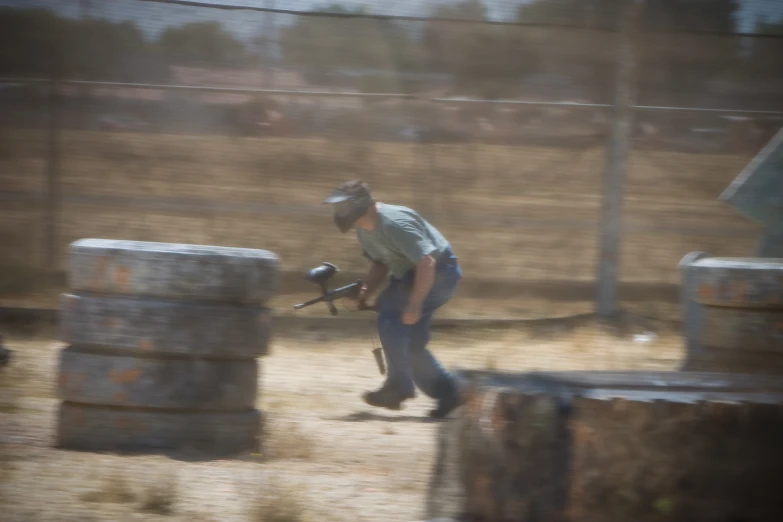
[1,0,782,521]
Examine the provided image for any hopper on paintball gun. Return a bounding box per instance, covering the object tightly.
[294,262,384,374]
[293,262,370,315]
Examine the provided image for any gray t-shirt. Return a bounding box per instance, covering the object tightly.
[357,203,451,279]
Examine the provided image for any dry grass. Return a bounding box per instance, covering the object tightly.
[260,416,316,461]
[79,474,137,504]
[0,263,48,296]
[139,471,178,516]
[0,317,687,522]
[77,469,179,517]
[0,228,57,296]
[0,443,13,507]
[0,338,57,401]
[0,347,19,507]
[0,354,28,413]
[0,123,765,520]
[248,478,310,522]
[0,129,761,291]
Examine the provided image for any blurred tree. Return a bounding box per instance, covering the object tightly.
[278,3,423,90]
[515,0,743,105]
[721,17,783,112]
[516,0,619,30]
[423,0,540,99]
[515,0,617,102]
[641,0,739,32]
[66,19,150,80]
[0,7,162,81]
[157,21,252,66]
[0,7,68,77]
[636,0,742,106]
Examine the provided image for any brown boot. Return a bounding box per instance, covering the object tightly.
[361,384,415,411]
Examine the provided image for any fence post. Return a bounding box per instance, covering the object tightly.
[45,59,62,271]
[596,0,643,318]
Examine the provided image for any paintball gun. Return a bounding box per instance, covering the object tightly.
[293,262,370,315]
[294,263,385,374]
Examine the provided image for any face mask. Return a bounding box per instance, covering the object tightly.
[332,199,369,233]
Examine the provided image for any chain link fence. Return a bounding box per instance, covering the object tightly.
[1,1,782,521]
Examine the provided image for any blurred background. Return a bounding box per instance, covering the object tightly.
[1,0,781,319]
[0,1,782,521]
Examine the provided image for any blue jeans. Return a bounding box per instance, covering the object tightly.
[374,248,462,400]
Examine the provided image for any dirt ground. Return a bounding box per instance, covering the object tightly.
[0,307,685,522]
[0,127,747,520]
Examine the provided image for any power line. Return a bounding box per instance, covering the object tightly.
[3,77,782,115]
[634,104,783,116]
[133,0,783,39]
[133,0,613,30]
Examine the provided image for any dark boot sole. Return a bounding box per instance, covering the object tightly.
[361,391,415,411]
[429,403,459,419]
[429,393,464,419]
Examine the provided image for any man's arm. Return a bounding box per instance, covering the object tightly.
[407,254,437,309]
[384,220,441,323]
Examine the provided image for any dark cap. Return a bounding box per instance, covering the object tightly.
[323,180,372,204]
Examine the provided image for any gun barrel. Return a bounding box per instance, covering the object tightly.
[293,295,326,309]
[329,281,362,297]
[293,281,362,310]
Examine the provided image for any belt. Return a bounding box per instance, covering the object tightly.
[392,247,458,283]
[436,246,458,267]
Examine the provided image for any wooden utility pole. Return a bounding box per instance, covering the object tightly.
[596,0,644,318]
[45,40,63,270]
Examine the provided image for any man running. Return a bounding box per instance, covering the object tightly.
[323,180,463,418]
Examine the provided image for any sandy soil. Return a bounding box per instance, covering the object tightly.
[0,314,684,522]
[0,128,750,520]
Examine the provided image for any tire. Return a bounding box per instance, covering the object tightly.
[681,348,783,375]
[57,347,259,410]
[56,402,263,455]
[439,369,783,522]
[680,253,783,374]
[698,307,783,354]
[682,255,783,309]
[68,238,281,305]
[60,293,271,357]
[57,238,278,455]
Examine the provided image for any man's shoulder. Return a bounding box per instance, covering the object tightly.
[378,204,422,224]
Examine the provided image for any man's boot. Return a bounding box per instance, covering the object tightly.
[429,375,463,419]
[362,382,415,411]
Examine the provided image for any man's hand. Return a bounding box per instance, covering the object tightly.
[402,302,422,325]
[347,261,387,311]
[346,284,370,311]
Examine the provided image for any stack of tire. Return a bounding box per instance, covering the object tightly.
[426,252,783,522]
[55,239,280,455]
[679,252,783,375]
[427,369,783,522]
